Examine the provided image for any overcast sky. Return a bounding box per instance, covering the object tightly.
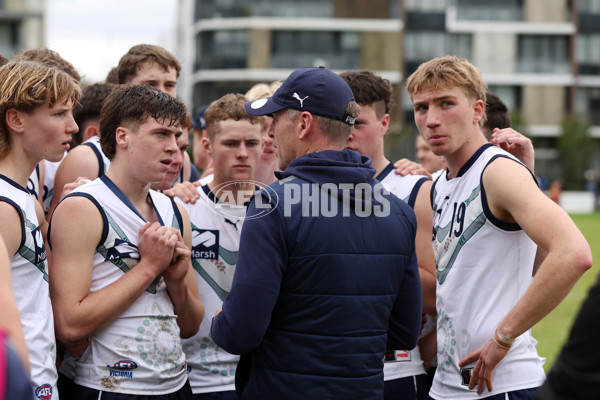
[45,0,178,83]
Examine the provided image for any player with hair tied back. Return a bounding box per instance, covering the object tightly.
[211,66,422,400]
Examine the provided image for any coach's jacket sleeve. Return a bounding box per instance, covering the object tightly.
[211,197,287,354]
[387,240,422,351]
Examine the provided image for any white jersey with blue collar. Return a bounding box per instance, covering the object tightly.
[429,144,545,399]
[177,184,247,394]
[64,175,188,395]
[0,174,59,399]
[81,135,111,177]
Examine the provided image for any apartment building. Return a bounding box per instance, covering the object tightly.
[0,0,44,58]
[177,0,600,183]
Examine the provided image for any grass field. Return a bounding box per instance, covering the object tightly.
[531,212,600,372]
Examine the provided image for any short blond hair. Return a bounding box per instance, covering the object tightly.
[245,83,273,101]
[204,93,263,141]
[406,56,487,123]
[245,80,283,101]
[0,60,81,154]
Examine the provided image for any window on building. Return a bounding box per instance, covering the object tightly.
[0,24,12,56]
[195,0,332,18]
[0,22,19,58]
[578,34,600,74]
[404,31,446,74]
[196,30,249,69]
[254,0,332,17]
[271,31,360,69]
[576,88,600,125]
[580,0,600,14]
[193,81,253,112]
[404,0,446,12]
[448,34,472,61]
[195,0,252,18]
[487,85,520,113]
[455,0,523,21]
[517,35,569,73]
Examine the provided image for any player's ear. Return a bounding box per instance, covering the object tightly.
[381,113,390,136]
[472,99,485,124]
[5,108,25,133]
[115,126,129,149]
[202,136,212,157]
[298,111,313,140]
[84,124,100,141]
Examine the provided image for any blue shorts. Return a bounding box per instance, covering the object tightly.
[57,372,75,400]
[192,391,237,400]
[72,380,193,400]
[385,374,428,400]
[428,387,539,400]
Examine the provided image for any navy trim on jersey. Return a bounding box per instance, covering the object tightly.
[82,141,106,177]
[170,197,184,236]
[0,174,30,193]
[456,143,494,178]
[100,175,165,226]
[480,154,525,232]
[375,162,395,181]
[48,192,109,250]
[0,197,26,251]
[28,164,40,198]
[431,173,444,209]
[407,177,428,209]
[202,184,218,204]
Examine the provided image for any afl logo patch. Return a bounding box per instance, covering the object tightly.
[107,359,138,370]
[35,383,53,399]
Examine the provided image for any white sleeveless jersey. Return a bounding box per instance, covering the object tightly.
[57,137,106,379]
[81,135,111,177]
[377,163,430,381]
[0,175,59,399]
[42,152,67,215]
[177,184,247,394]
[27,163,42,200]
[429,144,545,399]
[66,175,187,395]
[198,173,214,186]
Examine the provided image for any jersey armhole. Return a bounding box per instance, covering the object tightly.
[81,142,105,177]
[407,177,428,209]
[0,197,26,252]
[481,154,532,231]
[48,193,109,250]
[170,197,184,236]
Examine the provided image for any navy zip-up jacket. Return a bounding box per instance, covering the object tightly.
[211,149,422,400]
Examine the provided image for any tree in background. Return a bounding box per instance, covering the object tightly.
[558,116,595,190]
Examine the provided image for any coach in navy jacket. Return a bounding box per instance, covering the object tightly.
[211,66,422,400]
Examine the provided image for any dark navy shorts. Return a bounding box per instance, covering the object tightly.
[385,374,428,400]
[192,390,238,400]
[72,379,193,400]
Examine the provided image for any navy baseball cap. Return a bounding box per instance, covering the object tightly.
[192,106,208,129]
[244,66,356,125]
